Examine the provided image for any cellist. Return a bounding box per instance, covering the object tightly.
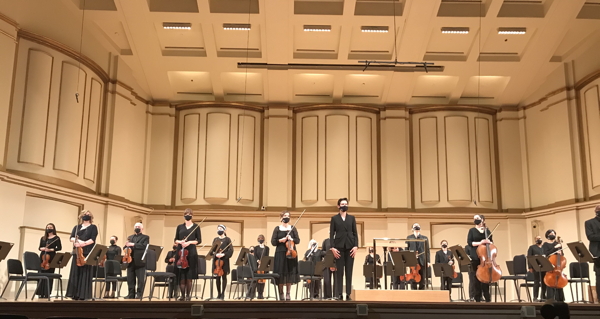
[209,225,233,300]
[271,211,300,301]
[173,209,201,301]
[467,214,492,302]
[542,229,565,302]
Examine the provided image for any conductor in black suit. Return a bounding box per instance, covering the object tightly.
[125,222,150,299]
[329,197,358,301]
[585,205,600,301]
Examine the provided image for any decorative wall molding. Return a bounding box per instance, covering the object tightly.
[294,104,380,114]
[409,105,497,115]
[175,101,264,112]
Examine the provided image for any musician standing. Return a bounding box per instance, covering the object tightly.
[434,239,454,294]
[467,214,492,302]
[542,229,565,302]
[364,246,381,289]
[253,234,269,299]
[329,198,358,301]
[271,211,300,301]
[125,223,149,299]
[66,210,98,301]
[527,235,545,301]
[103,235,121,298]
[209,225,234,300]
[37,223,62,299]
[174,208,201,301]
[585,205,600,303]
[406,223,429,290]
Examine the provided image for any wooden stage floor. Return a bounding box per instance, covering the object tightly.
[0,299,599,319]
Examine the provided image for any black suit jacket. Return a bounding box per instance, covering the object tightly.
[434,250,453,265]
[125,233,149,267]
[585,217,600,257]
[406,233,429,266]
[329,213,358,250]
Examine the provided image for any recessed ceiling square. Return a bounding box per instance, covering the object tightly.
[147,0,199,13]
[209,0,259,14]
[167,71,213,96]
[462,76,510,99]
[412,75,459,98]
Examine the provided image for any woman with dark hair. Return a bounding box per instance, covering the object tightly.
[209,224,233,300]
[66,210,98,300]
[467,214,492,302]
[542,229,565,301]
[174,208,201,301]
[103,235,121,298]
[36,223,62,298]
[271,210,300,300]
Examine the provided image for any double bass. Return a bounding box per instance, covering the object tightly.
[543,236,568,289]
[475,221,502,284]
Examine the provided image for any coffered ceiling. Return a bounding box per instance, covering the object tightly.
[3,0,600,107]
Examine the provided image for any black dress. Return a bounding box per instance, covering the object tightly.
[174,223,201,279]
[210,237,234,275]
[105,244,122,291]
[467,227,493,302]
[542,241,565,302]
[271,226,300,285]
[66,224,98,300]
[36,236,62,297]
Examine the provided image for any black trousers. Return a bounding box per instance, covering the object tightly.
[470,260,490,302]
[391,276,406,290]
[127,265,146,297]
[215,274,228,296]
[546,287,565,302]
[334,248,354,297]
[440,276,453,293]
[410,265,427,290]
[532,271,547,300]
[36,268,56,297]
[595,259,600,302]
[322,268,333,298]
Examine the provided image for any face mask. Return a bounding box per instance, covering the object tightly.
[413,226,420,231]
[217,230,224,236]
[339,206,348,212]
[110,240,116,245]
[82,215,91,221]
[536,239,542,245]
[474,219,482,225]
[184,215,192,221]
[548,235,556,240]
[258,239,264,244]
[134,228,141,234]
[369,250,373,253]
[442,244,448,249]
[46,229,53,233]
[282,217,290,223]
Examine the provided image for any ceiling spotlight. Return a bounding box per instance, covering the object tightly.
[304,25,331,32]
[498,27,526,35]
[441,27,469,34]
[163,22,192,30]
[361,26,389,33]
[223,23,251,31]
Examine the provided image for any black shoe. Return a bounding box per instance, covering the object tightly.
[124,295,135,299]
[257,294,264,299]
[346,295,352,301]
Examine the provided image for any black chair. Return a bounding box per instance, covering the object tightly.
[568,262,591,303]
[154,264,176,299]
[501,255,528,302]
[193,256,214,299]
[450,272,466,301]
[140,250,176,301]
[0,259,26,300]
[518,271,535,302]
[243,254,279,301]
[16,252,63,301]
[295,260,323,300]
[229,267,249,299]
[103,260,127,298]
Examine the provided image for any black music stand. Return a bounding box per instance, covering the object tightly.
[567,241,596,303]
[433,263,455,284]
[235,247,249,266]
[449,245,472,270]
[363,264,382,290]
[86,245,108,300]
[205,240,222,261]
[255,256,276,300]
[48,252,71,299]
[146,245,163,262]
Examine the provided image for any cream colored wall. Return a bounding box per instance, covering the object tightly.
[580,77,600,199]
[0,18,17,169]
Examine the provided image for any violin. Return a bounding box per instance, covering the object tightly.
[284,210,306,260]
[41,237,59,270]
[122,236,133,265]
[404,251,424,282]
[213,240,235,276]
[475,222,502,284]
[74,233,86,267]
[449,254,459,279]
[176,219,204,269]
[544,236,568,289]
[99,255,107,267]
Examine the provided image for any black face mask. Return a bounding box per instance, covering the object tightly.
[184,215,192,221]
[134,228,141,234]
[82,215,91,221]
[369,250,373,254]
[536,239,542,245]
[110,240,116,245]
[46,229,53,234]
[217,230,224,236]
[282,217,290,223]
[474,219,482,225]
[258,239,264,244]
[413,226,421,231]
[339,206,348,212]
[548,235,556,241]
[441,244,448,249]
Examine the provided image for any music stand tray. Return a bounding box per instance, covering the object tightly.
[86,244,108,266]
[0,241,14,263]
[235,247,249,266]
[146,245,164,262]
[449,245,472,268]
[205,240,222,261]
[433,263,455,279]
[567,241,595,263]
[527,255,554,273]
[257,256,274,272]
[49,252,71,269]
[363,264,383,282]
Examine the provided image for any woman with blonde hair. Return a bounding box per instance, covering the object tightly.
[66,210,98,300]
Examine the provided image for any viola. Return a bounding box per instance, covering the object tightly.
[284,210,305,260]
[122,236,133,265]
[475,222,502,284]
[544,236,568,289]
[212,239,235,276]
[449,254,459,279]
[176,246,189,269]
[76,246,86,267]
[41,253,51,270]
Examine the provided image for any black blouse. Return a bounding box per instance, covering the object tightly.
[271,226,300,252]
[70,224,98,256]
[364,254,381,265]
[106,244,122,261]
[174,223,202,254]
[467,227,493,262]
[39,236,62,261]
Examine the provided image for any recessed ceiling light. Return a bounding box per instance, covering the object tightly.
[498,27,526,35]
[304,25,331,32]
[361,26,389,33]
[441,27,469,34]
[223,23,251,31]
[163,22,192,30]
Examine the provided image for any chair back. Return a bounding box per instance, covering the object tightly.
[7,259,24,275]
[451,272,463,283]
[298,261,314,276]
[23,251,41,272]
[525,271,535,282]
[166,264,175,274]
[240,265,253,280]
[569,262,589,279]
[231,268,238,282]
[247,253,258,272]
[506,260,515,275]
[145,249,157,272]
[105,260,121,276]
[197,256,207,275]
[513,255,527,275]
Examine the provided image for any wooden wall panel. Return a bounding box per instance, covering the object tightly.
[584,86,600,189]
[53,62,86,175]
[301,116,318,202]
[325,115,349,200]
[475,117,493,203]
[237,115,255,201]
[444,116,471,202]
[356,116,372,202]
[419,117,440,203]
[181,114,200,201]
[83,79,102,182]
[18,49,53,166]
[204,113,231,200]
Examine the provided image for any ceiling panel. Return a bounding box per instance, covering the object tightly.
[293,73,334,103]
[221,72,264,102]
[412,75,459,98]
[342,74,385,103]
[294,24,341,59]
[94,20,132,55]
[461,76,511,98]
[348,25,395,60]
[168,71,213,101]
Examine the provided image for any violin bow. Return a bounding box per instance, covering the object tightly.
[286,209,306,236]
[183,217,206,242]
[485,223,500,240]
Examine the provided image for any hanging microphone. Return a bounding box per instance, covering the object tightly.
[236,197,242,203]
[75,92,79,103]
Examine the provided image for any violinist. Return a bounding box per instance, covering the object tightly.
[542,229,565,302]
[304,239,322,298]
[364,246,381,289]
[321,238,334,299]
[66,210,98,301]
[103,235,121,298]
[125,223,149,299]
[467,214,492,302]
[209,225,233,300]
[585,205,600,303]
[406,223,429,290]
[174,208,201,301]
[271,210,300,301]
[527,235,546,301]
[434,240,454,294]
[252,235,269,299]
[329,198,358,301]
[36,223,62,299]
[164,244,178,299]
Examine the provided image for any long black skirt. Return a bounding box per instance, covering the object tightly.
[66,256,94,300]
[35,268,56,297]
[273,251,299,285]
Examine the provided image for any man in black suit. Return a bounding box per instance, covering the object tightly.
[329,197,358,301]
[406,222,429,290]
[125,222,150,299]
[585,205,600,301]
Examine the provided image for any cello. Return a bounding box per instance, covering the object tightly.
[475,221,502,284]
[285,210,306,260]
[213,239,235,276]
[543,236,568,289]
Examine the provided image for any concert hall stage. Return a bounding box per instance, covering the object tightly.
[0,300,599,319]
